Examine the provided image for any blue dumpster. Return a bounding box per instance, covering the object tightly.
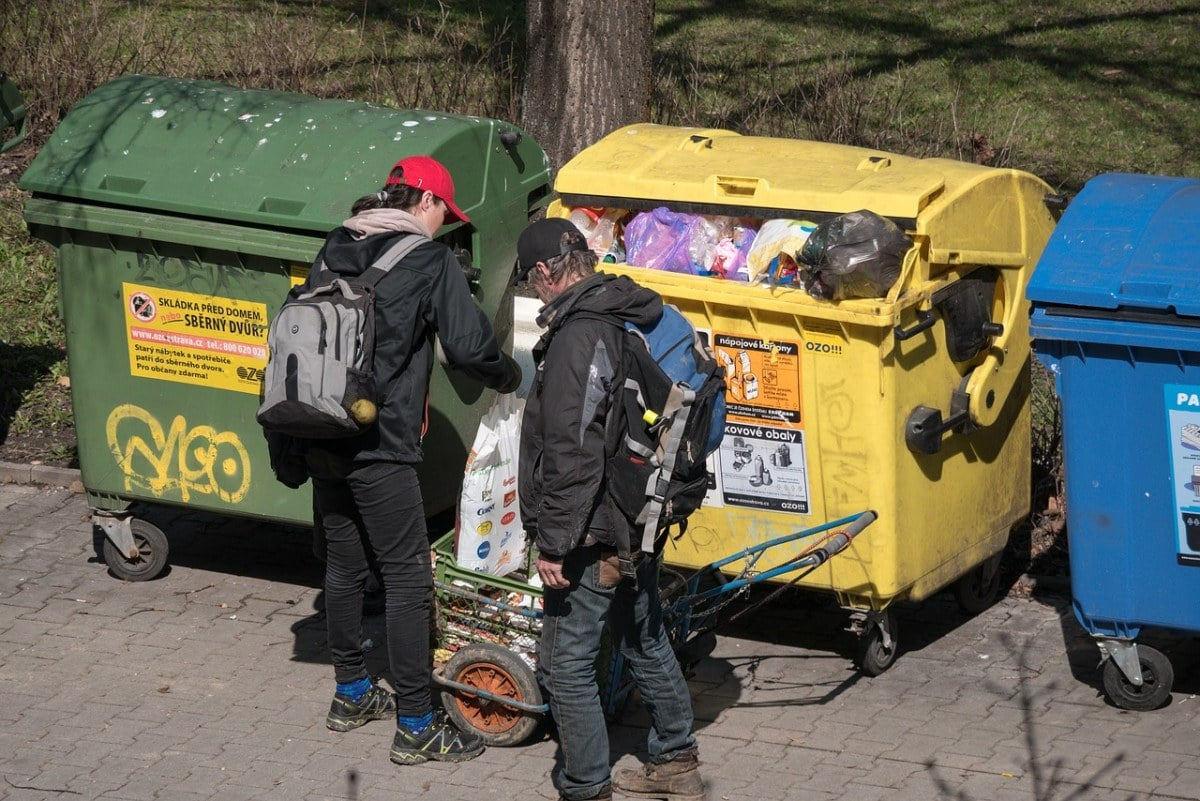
[1028,172,1200,710]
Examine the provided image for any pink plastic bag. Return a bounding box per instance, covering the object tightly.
[713,225,758,280]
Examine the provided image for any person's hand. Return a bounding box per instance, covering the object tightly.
[537,555,570,589]
[498,354,523,394]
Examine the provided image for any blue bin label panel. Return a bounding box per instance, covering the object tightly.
[1164,385,1200,566]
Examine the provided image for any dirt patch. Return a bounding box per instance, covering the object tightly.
[0,145,36,188]
[0,380,76,468]
[0,426,77,468]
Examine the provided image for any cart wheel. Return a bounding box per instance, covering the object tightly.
[953,554,1003,615]
[856,612,899,677]
[441,643,542,747]
[101,519,168,582]
[1102,645,1174,711]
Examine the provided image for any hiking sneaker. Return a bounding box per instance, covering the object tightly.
[325,685,397,732]
[389,711,485,765]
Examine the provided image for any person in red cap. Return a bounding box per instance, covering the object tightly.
[382,154,472,225]
[294,155,520,765]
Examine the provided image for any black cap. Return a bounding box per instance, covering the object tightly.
[515,218,589,283]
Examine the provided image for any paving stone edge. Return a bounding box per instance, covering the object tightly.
[0,460,83,492]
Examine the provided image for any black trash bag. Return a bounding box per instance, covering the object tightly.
[797,210,911,300]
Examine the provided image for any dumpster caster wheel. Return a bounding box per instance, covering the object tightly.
[441,643,542,747]
[1102,645,1173,711]
[102,519,168,582]
[855,611,899,677]
[954,553,1003,616]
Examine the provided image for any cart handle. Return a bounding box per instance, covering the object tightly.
[706,511,873,571]
[693,511,878,601]
[432,670,550,715]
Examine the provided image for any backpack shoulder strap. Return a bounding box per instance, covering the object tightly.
[358,234,431,289]
[294,234,431,298]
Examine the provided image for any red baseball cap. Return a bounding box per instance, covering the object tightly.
[385,155,470,224]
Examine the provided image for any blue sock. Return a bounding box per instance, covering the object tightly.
[397,710,433,734]
[336,677,372,702]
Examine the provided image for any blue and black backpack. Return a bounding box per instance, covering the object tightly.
[582,304,726,575]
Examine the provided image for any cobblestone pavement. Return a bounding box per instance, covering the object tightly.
[1,484,1197,801]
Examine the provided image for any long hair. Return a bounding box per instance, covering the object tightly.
[349,165,427,215]
[543,246,598,282]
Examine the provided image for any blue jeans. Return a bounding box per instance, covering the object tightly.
[539,546,696,800]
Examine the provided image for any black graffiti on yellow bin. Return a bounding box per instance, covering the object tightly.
[105,404,251,503]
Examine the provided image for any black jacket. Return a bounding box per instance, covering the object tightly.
[304,227,518,465]
[520,273,662,559]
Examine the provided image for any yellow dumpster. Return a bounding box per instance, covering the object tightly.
[549,125,1057,674]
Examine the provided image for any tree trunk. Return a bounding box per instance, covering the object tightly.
[522,0,654,171]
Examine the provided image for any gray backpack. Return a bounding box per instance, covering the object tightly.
[256,234,429,438]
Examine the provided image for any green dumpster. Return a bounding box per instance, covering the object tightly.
[20,75,549,580]
[1,74,29,154]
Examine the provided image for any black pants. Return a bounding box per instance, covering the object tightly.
[310,453,432,716]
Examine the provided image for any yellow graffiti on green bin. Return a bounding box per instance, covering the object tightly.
[105,404,251,504]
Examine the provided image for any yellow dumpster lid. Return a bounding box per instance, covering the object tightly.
[555,125,957,225]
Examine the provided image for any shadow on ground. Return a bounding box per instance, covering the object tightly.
[716,583,998,677]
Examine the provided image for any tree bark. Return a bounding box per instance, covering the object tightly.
[522,0,654,171]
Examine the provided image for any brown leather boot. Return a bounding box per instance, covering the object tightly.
[613,750,705,801]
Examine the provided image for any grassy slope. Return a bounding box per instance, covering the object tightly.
[653,0,1200,190]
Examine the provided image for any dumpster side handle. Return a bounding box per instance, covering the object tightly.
[1043,192,1069,220]
[893,308,939,341]
[905,375,974,455]
[962,203,1043,428]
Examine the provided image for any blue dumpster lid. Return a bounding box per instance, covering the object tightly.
[1027,173,1200,317]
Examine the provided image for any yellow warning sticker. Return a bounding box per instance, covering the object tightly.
[288,263,309,288]
[121,282,269,395]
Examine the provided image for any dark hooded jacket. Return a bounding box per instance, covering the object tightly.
[302,227,519,466]
[520,273,662,558]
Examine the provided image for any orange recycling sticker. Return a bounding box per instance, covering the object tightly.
[713,334,802,429]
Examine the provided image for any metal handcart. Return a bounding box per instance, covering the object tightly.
[431,511,877,746]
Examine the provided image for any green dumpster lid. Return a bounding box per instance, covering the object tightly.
[20,75,548,234]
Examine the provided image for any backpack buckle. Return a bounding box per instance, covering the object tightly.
[618,551,640,579]
[643,408,675,436]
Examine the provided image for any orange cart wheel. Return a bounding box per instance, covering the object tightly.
[441,643,542,746]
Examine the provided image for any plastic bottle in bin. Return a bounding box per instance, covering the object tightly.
[686,215,732,273]
[569,207,618,257]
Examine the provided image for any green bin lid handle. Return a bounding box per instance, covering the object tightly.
[0,74,28,155]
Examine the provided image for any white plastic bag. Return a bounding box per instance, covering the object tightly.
[745,218,818,282]
[455,394,526,576]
